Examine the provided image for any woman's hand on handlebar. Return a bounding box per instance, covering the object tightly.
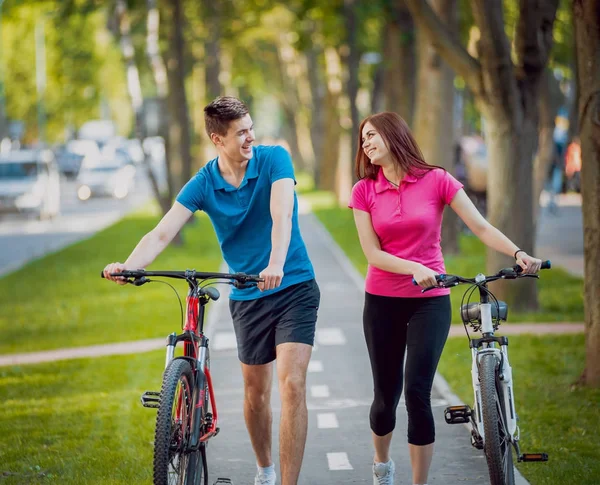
[412,263,439,288]
[515,252,542,274]
[103,262,129,285]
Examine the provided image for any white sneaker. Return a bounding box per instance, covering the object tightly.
[254,470,276,485]
[373,459,395,485]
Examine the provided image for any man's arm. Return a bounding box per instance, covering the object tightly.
[259,178,295,291]
[103,202,193,284]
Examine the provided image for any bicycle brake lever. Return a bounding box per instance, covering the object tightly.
[131,276,150,286]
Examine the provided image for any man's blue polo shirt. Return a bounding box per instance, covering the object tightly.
[176,145,314,301]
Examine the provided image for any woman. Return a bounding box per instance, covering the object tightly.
[348,112,541,485]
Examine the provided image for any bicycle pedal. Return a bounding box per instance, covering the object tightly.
[444,405,471,424]
[140,391,160,409]
[213,479,233,484]
[519,452,549,462]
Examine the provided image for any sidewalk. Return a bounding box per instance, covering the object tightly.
[537,192,584,277]
[0,322,583,367]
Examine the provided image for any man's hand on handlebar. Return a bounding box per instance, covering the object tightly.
[102,262,130,285]
[258,263,284,291]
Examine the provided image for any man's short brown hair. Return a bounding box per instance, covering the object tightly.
[204,96,249,137]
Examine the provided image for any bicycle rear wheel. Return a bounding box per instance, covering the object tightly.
[480,353,515,485]
[153,358,194,485]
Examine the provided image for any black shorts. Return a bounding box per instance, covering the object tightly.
[229,279,320,365]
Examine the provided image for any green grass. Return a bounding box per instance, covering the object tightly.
[0,204,222,354]
[313,204,584,323]
[0,352,164,484]
[439,334,599,485]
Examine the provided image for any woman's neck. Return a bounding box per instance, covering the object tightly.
[381,165,404,186]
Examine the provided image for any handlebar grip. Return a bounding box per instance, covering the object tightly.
[412,274,445,286]
[100,271,105,278]
[514,260,551,274]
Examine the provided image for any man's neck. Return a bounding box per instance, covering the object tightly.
[217,153,248,187]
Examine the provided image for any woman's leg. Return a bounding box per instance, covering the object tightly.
[363,293,411,462]
[403,296,451,484]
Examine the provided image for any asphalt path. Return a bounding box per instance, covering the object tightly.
[203,213,506,485]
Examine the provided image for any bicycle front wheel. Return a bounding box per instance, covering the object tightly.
[480,353,515,485]
[153,358,194,485]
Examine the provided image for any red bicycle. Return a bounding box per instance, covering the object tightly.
[102,269,262,485]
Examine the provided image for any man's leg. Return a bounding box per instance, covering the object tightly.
[241,361,274,467]
[275,342,312,485]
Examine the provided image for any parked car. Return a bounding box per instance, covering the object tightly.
[0,149,61,219]
[53,144,85,178]
[76,154,136,201]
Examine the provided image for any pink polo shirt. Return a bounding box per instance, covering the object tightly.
[349,167,463,298]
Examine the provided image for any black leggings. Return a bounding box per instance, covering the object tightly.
[363,293,451,446]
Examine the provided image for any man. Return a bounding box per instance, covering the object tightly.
[103,96,320,485]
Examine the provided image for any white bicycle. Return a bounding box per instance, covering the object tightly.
[420,261,551,485]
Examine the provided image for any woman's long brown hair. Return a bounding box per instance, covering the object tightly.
[355,112,443,180]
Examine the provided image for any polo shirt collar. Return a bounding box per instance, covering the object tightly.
[211,148,258,192]
[374,168,419,193]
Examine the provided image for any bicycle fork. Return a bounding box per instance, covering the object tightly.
[188,336,220,450]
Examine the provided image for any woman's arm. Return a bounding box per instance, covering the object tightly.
[352,209,438,287]
[450,189,541,273]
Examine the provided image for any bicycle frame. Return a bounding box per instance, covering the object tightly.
[164,283,219,449]
[468,275,518,452]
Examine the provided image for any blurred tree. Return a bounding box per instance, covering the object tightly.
[381,0,416,123]
[2,2,129,144]
[164,0,192,191]
[573,0,600,388]
[405,0,559,311]
[144,0,173,215]
[413,0,459,255]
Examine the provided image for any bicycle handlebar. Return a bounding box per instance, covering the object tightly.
[412,260,551,292]
[100,269,264,284]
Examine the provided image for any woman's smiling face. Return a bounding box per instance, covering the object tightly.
[361,122,390,167]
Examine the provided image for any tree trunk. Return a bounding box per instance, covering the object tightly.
[574,0,600,388]
[383,0,416,124]
[371,61,385,114]
[413,0,459,256]
[275,37,307,172]
[306,44,327,185]
[169,0,192,186]
[405,0,559,311]
[145,0,175,214]
[319,47,343,193]
[201,0,222,101]
[342,0,360,179]
[115,1,175,223]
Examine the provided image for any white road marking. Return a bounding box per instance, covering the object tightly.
[316,328,347,346]
[308,360,324,373]
[317,413,339,429]
[327,452,353,470]
[212,332,237,351]
[310,385,330,398]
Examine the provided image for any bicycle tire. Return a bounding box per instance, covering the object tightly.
[153,358,194,485]
[480,353,515,485]
[184,371,209,485]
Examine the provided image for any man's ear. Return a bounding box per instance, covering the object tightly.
[210,133,222,146]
